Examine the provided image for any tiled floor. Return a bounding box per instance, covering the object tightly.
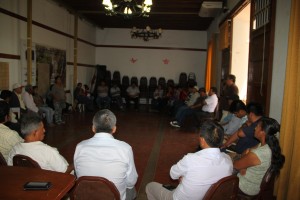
[44,107,198,200]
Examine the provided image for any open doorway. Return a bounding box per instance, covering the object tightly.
[231,3,251,102]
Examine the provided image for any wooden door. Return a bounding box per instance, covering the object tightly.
[247,0,276,115]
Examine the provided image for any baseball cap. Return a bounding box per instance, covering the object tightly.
[193,86,199,91]
[12,83,23,89]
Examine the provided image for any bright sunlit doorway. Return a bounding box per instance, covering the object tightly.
[231,3,251,102]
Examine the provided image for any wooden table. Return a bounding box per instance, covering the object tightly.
[0,166,76,200]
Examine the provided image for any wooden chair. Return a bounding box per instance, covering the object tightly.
[13,154,41,169]
[0,152,7,166]
[237,167,276,200]
[203,175,239,200]
[70,176,120,200]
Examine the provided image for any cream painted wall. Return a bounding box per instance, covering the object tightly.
[96,28,207,86]
[0,0,96,91]
[269,0,291,122]
[231,4,250,102]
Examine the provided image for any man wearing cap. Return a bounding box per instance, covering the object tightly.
[170,85,200,128]
[23,84,55,126]
[171,87,218,128]
[9,83,26,113]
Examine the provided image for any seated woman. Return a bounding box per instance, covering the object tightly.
[233,117,285,196]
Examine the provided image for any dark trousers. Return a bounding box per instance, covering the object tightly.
[126,96,139,109]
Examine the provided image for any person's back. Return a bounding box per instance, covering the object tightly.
[171,148,233,199]
[146,120,233,200]
[74,109,138,200]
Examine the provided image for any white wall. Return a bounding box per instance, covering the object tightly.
[96,28,207,86]
[269,0,291,122]
[231,4,250,101]
[0,0,96,91]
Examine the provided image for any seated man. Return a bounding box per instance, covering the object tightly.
[110,81,124,110]
[9,83,27,114]
[221,102,263,158]
[24,85,55,126]
[170,87,218,128]
[0,101,24,162]
[73,83,94,111]
[170,86,200,128]
[0,90,20,133]
[146,120,233,200]
[96,80,111,109]
[222,100,248,136]
[74,109,138,200]
[125,82,140,110]
[7,113,72,173]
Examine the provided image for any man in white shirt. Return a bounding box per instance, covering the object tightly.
[146,120,233,200]
[171,87,218,128]
[74,109,138,200]
[7,113,71,173]
[0,101,23,162]
[22,84,55,126]
[126,83,140,110]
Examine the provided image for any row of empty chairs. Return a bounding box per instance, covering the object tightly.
[105,71,196,88]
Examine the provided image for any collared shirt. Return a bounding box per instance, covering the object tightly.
[110,86,121,97]
[126,86,140,97]
[74,132,138,200]
[16,92,26,109]
[7,141,69,172]
[202,94,218,113]
[186,92,200,106]
[22,92,39,112]
[0,124,24,161]
[223,115,248,135]
[170,148,233,200]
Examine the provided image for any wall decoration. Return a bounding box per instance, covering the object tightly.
[36,44,66,85]
[163,58,170,64]
[130,58,137,63]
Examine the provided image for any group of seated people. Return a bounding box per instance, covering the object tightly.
[0,74,285,200]
[74,80,142,111]
[0,104,285,199]
[0,75,69,131]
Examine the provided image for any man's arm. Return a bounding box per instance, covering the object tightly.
[221,128,246,149]
[125,148,138,188]
[170,155,189,180]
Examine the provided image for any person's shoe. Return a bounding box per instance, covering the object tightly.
[170,121,180,128]
[60,120,66,124]
[55,121,61,125]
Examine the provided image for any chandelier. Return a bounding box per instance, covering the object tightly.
[102,0,152,18]
[131,26,162,41]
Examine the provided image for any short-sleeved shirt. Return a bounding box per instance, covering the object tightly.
[0,124,24,161]
[51,84,66,102]
[202,94,218,113]
[7,141,69,172]
[126,86,140,97]
[238,144,271,195]
[235,119,260,154]
[170,148,233,200]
